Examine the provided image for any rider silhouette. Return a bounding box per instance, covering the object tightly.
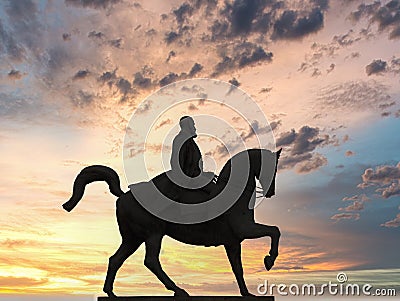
[170,116,203,180]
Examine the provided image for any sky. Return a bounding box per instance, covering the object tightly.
[0,0,400,299]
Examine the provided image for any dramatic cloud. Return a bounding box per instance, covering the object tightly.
[360,162,400,186]
[276,125,333,173]
[277,126,328,155]
[366,59,387,76]
[209,0,327,40]
[116,78,134,101]
[345,150,354,157]
[133,72,152,89]
[272,8,324,40]
[213,43,273,75]
[350,0,400,40]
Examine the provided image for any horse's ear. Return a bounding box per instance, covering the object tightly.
[276,148,282,158]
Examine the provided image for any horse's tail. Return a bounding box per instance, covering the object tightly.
[62,165,124,212]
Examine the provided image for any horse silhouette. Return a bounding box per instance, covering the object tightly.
[62,148,282,297]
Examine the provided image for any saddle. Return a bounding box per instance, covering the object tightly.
[129,171,217,205]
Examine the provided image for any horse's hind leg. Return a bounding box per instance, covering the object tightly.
[225,243,254,296]
[144,234,189,297]
[103,239,142,297]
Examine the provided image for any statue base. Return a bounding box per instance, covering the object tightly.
[98,297,274,301]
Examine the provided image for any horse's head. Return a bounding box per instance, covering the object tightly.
[257,148,282,198]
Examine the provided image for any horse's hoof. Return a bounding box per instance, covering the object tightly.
[103,289,117,298]
[174,288,190,297]
[241,291,255,297]
[264,255,275,271]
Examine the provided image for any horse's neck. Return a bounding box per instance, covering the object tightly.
[216,152,257,210]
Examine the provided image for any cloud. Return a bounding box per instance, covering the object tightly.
[88,30,105,39]
[376,181,400,199]
[295,153,327,173]
[7,69,24,80]
[0,276,48,288]
[345,150,354,157]
[228,77,240,87]
[159,72,179,86]
[339,200,364,212]
[350,0,400,40]
[155,118,172,130]
[165,31,180,44]
[73,69,90,80]
[381,213,400,228]
[366,59,387,76]
[133,72,152,89]
[275,125,334,173]
[327,63,335,73]
[239,119,277,141]
[209,0,326,41]
[378,101,396,109]
[109,37,123,48]
[259,87,272,93]
[64,0,122,9]
[173,2,194,25]
[226,0,269,35]
[71,90,94,107]
[62,32,71,41]
[342,194,370,202]
[188,62,203,77]
[188,103,198,111]
[213,43,273,75]
[116,77,134,101]
[331,213,360,221]
[317,80,392,113]
[272,8,324,40]
[360,162,400,186]
[99,69,117,85]
[298,29,369,75]
[277,126,327,155]
[166,50,176,63]
[0,0,43,62]
[0,20,24,61]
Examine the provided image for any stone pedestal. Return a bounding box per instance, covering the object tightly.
[98,297,275,301]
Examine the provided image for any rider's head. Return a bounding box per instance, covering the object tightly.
[179,116,197,136]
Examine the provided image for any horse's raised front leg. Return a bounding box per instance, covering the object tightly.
[103,239,142,297]
[224,243,254,296]
[144,234,189,297]
[236,222,280,271]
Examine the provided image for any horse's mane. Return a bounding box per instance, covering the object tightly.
[217,149,274,183]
